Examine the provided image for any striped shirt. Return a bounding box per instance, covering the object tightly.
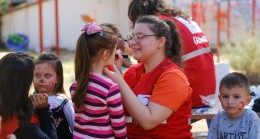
[70,73,127,139]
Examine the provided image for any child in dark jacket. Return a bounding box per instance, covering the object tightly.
[0,52,57,139]
[34,53,74,139]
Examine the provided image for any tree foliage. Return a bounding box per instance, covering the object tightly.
[0,0,9,50]
[221,35,260,77]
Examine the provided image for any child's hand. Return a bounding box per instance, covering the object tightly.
[30,93,49,109]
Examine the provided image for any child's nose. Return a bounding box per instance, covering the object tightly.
[227,98,234,104]
[39,77,45,82]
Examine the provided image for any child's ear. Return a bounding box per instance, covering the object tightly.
[218,94,221,101]
[246,95,252,105]
[102,50,111,60]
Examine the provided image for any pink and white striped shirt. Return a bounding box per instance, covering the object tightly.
[70,73,127,139]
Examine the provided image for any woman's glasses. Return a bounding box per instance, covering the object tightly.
[126,33,156,43]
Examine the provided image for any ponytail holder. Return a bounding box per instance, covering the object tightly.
[81,23,104,36]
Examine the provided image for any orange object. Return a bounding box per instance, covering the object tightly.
[81,15,95,22]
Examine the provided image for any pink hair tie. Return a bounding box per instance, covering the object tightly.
[81,23,104,36]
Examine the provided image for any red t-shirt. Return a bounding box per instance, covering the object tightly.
[0,115,39,139]
[160,15,216,108]
[124,58,193,138]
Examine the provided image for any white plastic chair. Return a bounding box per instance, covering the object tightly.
[214,63,230,97]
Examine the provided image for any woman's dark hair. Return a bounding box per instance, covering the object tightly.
[219,72,250,93]
[136,15,182,66]
[0,53,34,127]
[73,26,117,108]
[128,0,190,25]
[34,53,65,95]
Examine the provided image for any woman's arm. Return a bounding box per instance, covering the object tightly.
[104,65,173,130]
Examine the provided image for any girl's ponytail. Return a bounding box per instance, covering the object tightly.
[164,19,182,67]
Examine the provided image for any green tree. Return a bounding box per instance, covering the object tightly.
[221,35,260,85]
[0,0,9,50]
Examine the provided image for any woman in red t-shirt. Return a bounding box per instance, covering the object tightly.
[105,15,193,138]
[128,0,216,109]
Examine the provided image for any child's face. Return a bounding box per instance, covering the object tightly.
[116,33,126,52]
[34,63,58,95]
[106,46,117,66]
[219,86,252,119]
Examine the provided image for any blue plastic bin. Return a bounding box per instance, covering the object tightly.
[6,33,29,51]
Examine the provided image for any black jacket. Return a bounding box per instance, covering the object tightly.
[14,105,58,139]
[253,98,260,112]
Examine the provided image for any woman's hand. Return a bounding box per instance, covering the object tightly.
[30,93,49,109]
[105,49,124,82]
[104,63,124,83]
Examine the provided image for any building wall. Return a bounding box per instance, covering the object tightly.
[1,0,130,51]
[2,0,258,52]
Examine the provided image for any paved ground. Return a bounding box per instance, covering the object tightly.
[191,119,209,139]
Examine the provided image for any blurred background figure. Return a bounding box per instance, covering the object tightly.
[100,23,133,70]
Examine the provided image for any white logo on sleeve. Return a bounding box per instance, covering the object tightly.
[137,95,151,106]
[193,35,208,44]
[174,17,203,34]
